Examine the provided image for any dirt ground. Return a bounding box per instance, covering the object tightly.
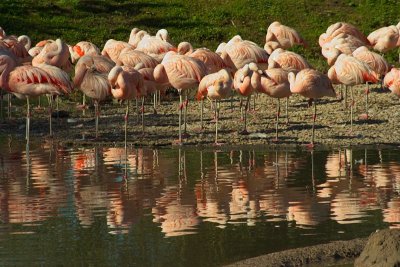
[1,84,400,148]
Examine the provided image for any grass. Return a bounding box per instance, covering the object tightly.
[0,0,399,71]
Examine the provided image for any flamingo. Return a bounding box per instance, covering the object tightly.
[154,51,207,144]
[328,54,379,131]
[137,66,167,115]
[233,63,261,134]
[264,21,307,53]
[258,68,291,141]
[128,29,149,48]
[288,68,336,146]
[116,47,159,69]
[218,35,269,69]
[108,65,144,144]
[267,48,311,71]
[367,23,400,53]
[32,39,72,73]
[0,54,72,142]
[69,41,100,64]
[352,46,390,118]
[319,22,369,47]
[383,68,400,96]
[101,39,132,63]
[136,30,176,62]
[196,69,233,144]
[74,55,115,138]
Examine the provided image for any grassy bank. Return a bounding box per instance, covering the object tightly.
[0,0,399,71]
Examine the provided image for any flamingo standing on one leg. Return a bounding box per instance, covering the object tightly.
[108,65,144,144]
[328,54,379,132]
[154,51,207,144]
[74,55,115,138]
[196,69,233,144]
[0,54,72,142]
[233,63,261,135]
[352,46,389,119]
[258,68,291,141]
[288,69,336,146]
[264,21,308,54]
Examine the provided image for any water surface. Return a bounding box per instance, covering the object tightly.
[0,138,399,266]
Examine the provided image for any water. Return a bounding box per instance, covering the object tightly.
[0,138,399,266]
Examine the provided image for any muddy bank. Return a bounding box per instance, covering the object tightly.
[225,237,367,267]
[1,84,400,147]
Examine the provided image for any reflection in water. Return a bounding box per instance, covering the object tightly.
[0,144,400,265]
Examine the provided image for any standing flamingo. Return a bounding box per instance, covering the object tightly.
[154,51,207,144]
[321,33,366,65]
[196,69,233,144]
[0,54,72,142]
[352,46,389,119]
[74,55,115,138]
[108,65,144,144]
[288,69,336,146]
[319,22,369,47]
[32,39,72,73]
[258,68,291,141]
[328,54,379,131]
[101,39,132,63]
[268,48,310,71]
[69,41,100,64]
[136,30,176,62]
[233,63,261,134]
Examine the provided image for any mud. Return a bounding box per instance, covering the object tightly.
[1,84,399,148]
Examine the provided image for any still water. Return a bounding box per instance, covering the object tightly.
[0,138,399,266]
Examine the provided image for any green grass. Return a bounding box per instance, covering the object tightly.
[0,0,399,71]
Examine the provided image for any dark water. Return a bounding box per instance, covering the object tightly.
[0,138,399,266]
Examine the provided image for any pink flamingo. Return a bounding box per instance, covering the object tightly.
[101,39,132,63]
[367,23,400,53]
[128,29,148,48]
[74,55,115,138]
[136,29,176,62]
[108,65,144,142]
[258,68,291,140]
[321,33,366,65]
[328,54,379,130]
[233,63,261,134]
[116,47,159,69]
[137,66,167,115]
[218,35,269,69]
[288,69,336,146]
[268,48,310,71]
[0,54,72,142]
[264,21,307,53]
[352,46,389,118]
[383,68,400,96]
[154,51,207,143]
[196,69,233,144]
[319,22,369,47]
[69,41,100,64]
[32,39,72,73]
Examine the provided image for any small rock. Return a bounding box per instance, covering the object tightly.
[67,118,77,123]
[249,133,267,139]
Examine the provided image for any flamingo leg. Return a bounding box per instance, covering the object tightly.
[178,89,183,144]
[364,82,369,120]
[200,99,204,130]
[94,100,99,139]
[82,94,86,116]
[239,98,243,120]
[344,85,348,109]
[136,98,139,124]
[350,86,353,132]
[311,99,317,146]
[47,95,53,137]
[285,97,289,125]
[275,98,280,141]
[215,100,219,144]
[7,94,11,119]
[183,92,188,135]
[230,94,233,112]
[56,95,60,119]
[125,100,129,147]
[26,97,30,143]
[0,93,3,121]
[242,95,250,134]
[153,93,157,114]
[38,95,41,108]
[141,96,145,135]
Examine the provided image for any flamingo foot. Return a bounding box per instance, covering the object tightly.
[153,109,157,115]
[305,143,315,149]
[239,129,249,135]
[76,104,87,110]
[172,139,184,146]
[181,132,190,138]
[213,142,223,147]
[359,113,369,120]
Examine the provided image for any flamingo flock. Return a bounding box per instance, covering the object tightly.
[0,21,400,146]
